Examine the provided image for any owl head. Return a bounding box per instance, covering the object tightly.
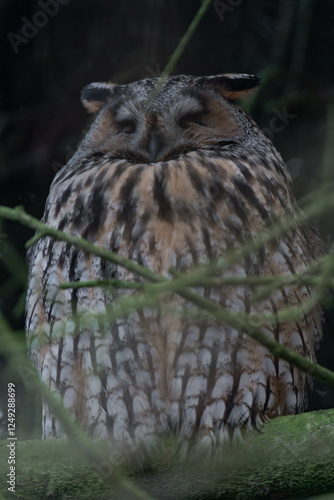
[80,74,260,163]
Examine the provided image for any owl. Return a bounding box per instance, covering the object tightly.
[26,73,323,461]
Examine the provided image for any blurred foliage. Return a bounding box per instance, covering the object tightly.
[1,409,334,499]
[1,1,334,498]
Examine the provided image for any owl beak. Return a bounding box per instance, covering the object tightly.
[147,130,162,162]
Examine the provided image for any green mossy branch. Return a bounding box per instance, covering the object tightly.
[61,265,334,292]
[1,409,334,499]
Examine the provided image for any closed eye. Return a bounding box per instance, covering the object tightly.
[178,112,207,129]
[115,118,137,134]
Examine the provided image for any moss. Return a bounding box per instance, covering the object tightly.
[0,440,113,500]
[1,410,334,499]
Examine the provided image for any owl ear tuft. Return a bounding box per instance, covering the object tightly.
[81,82,117,113]
[197,74,260,101]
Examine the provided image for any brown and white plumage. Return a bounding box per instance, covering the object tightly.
[26,74,323,459]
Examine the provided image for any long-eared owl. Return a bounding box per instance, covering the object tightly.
[26,74,323,459]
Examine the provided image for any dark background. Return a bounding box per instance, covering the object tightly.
[0,0,334,438]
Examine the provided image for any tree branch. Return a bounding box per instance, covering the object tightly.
[1,409,334,499]
[2,204,334,389]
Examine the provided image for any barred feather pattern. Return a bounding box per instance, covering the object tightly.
[26,74,323,461]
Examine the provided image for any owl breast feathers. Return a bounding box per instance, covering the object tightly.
[26,73,323,460]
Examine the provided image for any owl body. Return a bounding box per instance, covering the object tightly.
[26,74,323,458]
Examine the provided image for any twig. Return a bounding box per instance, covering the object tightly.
[170,287,334,388]
[0,205,166,285]
[53,278,334,390]
[60,256,334,294]
[60,278,145,290]
[148,0,213,99]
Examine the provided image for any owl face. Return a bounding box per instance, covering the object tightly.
[80,74,260,163]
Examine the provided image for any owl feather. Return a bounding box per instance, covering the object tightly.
[26,74,323,461]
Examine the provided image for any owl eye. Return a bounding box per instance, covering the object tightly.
[178,112,207,129]
[116,118,137,134]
